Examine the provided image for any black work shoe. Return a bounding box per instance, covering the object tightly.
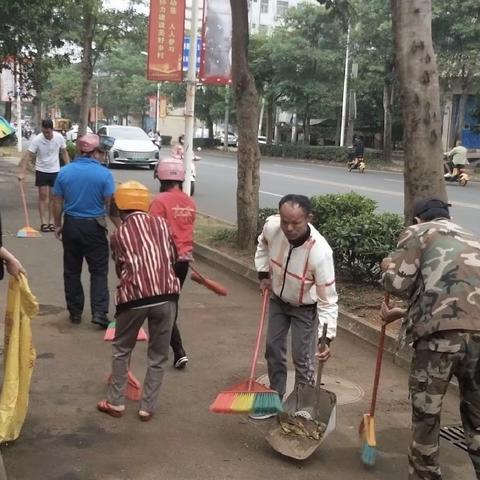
[173,350,189,369]
[69,313,82,324]
[91,314,109,329]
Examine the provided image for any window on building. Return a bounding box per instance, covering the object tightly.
[276,0,289,17]
[260,0,269,13]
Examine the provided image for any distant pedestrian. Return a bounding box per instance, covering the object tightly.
[18,119,70,232]
[150,157,196,369]
[253,194,338,419]
[97,181,180,421]
[380,197,480,479]
[52,134,116,328]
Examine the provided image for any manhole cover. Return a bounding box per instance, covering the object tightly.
[256,371,364,405]
[440,425,467,451]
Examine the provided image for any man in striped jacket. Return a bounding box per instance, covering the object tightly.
[253,194,338,419]
[97,181,180,421]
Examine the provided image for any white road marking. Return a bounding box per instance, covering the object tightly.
[384,179,403,183]
[201,160,480,210]
[260,190,283,197]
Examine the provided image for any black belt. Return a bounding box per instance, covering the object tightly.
[272,294,316,309]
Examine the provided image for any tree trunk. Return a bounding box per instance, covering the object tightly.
[4,102,12,122]
[391,0,447,225]
[78,4,96,137]
[304,115,311,145]
[266,98,274,145]
[206,116,214,141]
[383,77,393,163]
[230,0,261,250]
[455,91,468,142]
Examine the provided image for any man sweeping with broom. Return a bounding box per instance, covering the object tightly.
[380,198,480,479]
[253,194,338,419]
[97,181,180,421]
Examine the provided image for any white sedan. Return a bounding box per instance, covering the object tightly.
[96,125,159,168]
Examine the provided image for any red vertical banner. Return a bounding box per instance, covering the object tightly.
[147,0,186,82]
[200,0,232,85]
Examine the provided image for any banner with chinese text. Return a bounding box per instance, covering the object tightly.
[147,0,186,82]
[199,0,232,85]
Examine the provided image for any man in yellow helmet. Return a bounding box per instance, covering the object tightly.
[97,181,180,422]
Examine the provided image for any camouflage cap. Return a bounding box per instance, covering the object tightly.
[413,197,451,221]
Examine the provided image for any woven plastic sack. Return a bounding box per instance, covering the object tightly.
[0,274,38,442]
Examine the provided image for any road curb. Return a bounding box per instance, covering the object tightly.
[193,241,413,369]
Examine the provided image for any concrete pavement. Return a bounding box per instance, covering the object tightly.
[0,158,475,479]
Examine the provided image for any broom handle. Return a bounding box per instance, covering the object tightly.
[18,181,31,228]
[189,265,203,280]
[247,289,270,389]
[369,293,389,417]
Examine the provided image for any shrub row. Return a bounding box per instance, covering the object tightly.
[259,143,384,163]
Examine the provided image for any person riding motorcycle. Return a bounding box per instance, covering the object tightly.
[347,136,366,172]
[154,134,199,195]
[444,140,468,178]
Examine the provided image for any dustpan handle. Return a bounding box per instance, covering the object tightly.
[247,289,270,388]
[18,181,31,228]
[313,323,328,416]
[370,293,389,416]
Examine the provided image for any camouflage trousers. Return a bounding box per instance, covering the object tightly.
[409,330,480,479]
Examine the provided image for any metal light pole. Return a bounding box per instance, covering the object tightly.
[15,58,22,153]
[340,26,350,147]
[155,82,160,133]
[183,0,200,196]
[223,85,229,152]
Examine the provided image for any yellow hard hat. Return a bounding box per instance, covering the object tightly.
[115,181,151,212]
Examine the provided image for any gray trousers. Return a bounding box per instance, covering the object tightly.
[265,296,317,398]
[108,302,175,413]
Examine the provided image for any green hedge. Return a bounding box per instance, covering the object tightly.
[259,144,384,163]
[258,192,403,284]
[193,138,221,148]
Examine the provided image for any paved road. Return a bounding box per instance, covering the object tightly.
[111,150,480,234]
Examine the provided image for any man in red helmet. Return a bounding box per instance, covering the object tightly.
[53,134,116,328]
[150,157,196,369]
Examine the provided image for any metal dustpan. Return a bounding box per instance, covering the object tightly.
[266,325,337,460]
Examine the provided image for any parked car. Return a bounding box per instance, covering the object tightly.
[216,131,238,147]
[66,125,93,141]
[96,125,159,168]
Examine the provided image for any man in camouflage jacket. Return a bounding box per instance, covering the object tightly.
[381,197,480,480]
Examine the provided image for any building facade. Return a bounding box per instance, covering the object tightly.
[248,0,317,34]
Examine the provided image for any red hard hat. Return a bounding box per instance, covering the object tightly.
[77,134,100,153]
[156,157,185,181]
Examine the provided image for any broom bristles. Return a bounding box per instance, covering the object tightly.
[209,381,282,414]
[359,413,377,466]
[16,226,41,238]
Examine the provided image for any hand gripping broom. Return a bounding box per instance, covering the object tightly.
[209,289,282,415]
[359,293,389,466]
[16,181,41,238]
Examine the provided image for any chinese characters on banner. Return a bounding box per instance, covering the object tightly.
[147,0,186,82]
[200,0,232,85]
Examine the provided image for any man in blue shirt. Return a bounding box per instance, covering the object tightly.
[53,134,116,328]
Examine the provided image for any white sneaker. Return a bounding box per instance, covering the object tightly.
[248,412,277,420]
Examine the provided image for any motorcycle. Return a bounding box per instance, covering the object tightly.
[347,154,366,173]
[444,165,469,186]
[443,154,469,186]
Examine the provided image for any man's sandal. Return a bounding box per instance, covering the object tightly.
[97,400,124,418]
[40,224,50,232]
[48,224,55,232]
